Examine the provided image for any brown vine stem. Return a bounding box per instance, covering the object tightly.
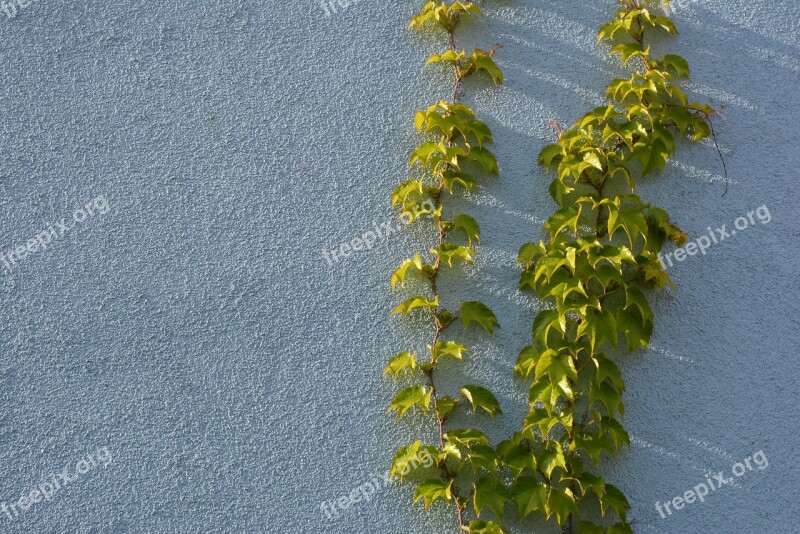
[560,5,648,532]
[449,29,463,102]
[706,111,730,197]
[423,20,468,534]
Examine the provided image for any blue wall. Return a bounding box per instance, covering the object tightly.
[1,1,798,532]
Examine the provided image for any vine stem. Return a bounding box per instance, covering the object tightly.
[559,4,649,531]
[706,111,730,197]
[449,30,463,102]
[423,21,467,534]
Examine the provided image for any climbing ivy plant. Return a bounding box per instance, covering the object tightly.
[385,2,506,533]
[385,1,713,532]
[503,1,711,532]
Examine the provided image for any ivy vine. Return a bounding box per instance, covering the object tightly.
[508,0,712,532]
[385,1,712,532]
[385,2,507,533]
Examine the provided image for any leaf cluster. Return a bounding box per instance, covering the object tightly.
[387,2,709,532]
[505,2,710,531]
[386,2,508,532]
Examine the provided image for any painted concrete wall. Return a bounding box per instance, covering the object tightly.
[0,1,798,533]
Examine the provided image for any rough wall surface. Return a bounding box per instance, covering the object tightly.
[0,1,798,533]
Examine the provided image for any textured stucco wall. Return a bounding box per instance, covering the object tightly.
[1,1,798,533]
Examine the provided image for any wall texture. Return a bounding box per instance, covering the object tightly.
[1,1,798,533]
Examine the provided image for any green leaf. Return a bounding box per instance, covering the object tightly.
[460,301,499,334]
[466,443,499,474]
[625,286,652,320]
[464,146,499,175]
[465,118,494,148]
[496,438,537,477]
[608,205,649,248]
[600,483,630,522]
[576,309,617,352]
[445,428,490,447]
[391,254,425,292]
[518,241,545,268]
[651,16,678,35]
[617,306,653,351]
[598,19,627,42]
[532,309,564,343]
[431,340,468,363]
[436,309,457,330]
[452,214,481,245]
[460,384,502,419]
[465,520,505,534]
[414,478,454,510]
[514,345,539,379]
[537,442,567,479]
[391,441,423,479]
[692,119,711,142]
[414,110,426,131]
[420,108,464,138]
[576,522,605,534]
[610,43,647,65]
[663,105,695,135]
[529,374,574,408]
[511,476,547,519]
[534,349,577,386]
[547,486,578,525]
[430,141,469,172]
[409,1,472,31]
[524,407,572,439]
[436,395,460,420]
[575,471,606,501]
[408,2,437,29]
[539,143,566,168]
[519,268,537,293]
[572,431,615,465]
[441,441,463,463]
[545,205,581,241]
[392,179,425,207]
[464,49,504,85]
[448,1,482,18]
[426,49,465,64]
[432,243,474,267]
[400,198,441,223]
[590,378,624,417]
[443,169,479,193]
[384,351,418,379]
[591,354,624,392]
[388,386,432,418]
[583,151,604,171]
[599,416,631,450]
[542,269,586,302]
[391,295,438,317]
[524,408,555,438]
[473,477,509,522]
[409,141,439,168]
[632,137,670,175]
[608,522,634,534]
